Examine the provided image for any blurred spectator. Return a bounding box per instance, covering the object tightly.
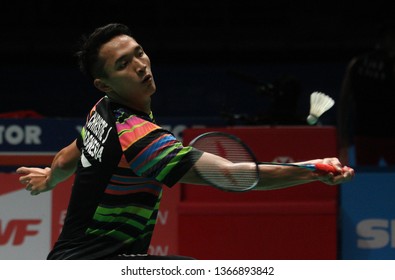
[338,26,395,166]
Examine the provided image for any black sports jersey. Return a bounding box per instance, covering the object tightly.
[47,96,202,259]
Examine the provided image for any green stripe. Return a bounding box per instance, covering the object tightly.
[115,112,130,124]
[154,194,161,210]
[156,146,192,181]
[139,231,153,240]
[86,228,135,242]
[81,127,86,139]
[115,112,126,123]
[118,120,148,137]
[148,197,161,226]
[92,214,145,231]
[138,142,183,174]
[96,205,152,219]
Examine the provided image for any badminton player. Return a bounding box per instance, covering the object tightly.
[17,23,354,260]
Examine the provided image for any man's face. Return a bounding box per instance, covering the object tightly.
[96,35,156,107]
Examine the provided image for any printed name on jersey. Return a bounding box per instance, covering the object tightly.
[83,111,113,163]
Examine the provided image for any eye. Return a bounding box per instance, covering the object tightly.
[118,60,129,70]
[136,46,145,57]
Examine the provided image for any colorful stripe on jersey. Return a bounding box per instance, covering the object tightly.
[86,184,162,244]
[118,121,158,150]
[115,113,193,184]
[105,174,162,196]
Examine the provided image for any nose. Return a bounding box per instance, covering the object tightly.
[135,59,147,74]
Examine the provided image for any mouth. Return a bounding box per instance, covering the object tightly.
[142,74,152,84]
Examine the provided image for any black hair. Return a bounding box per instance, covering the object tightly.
[75,23,132,80]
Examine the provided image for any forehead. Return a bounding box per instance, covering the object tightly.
[99,35,139,63]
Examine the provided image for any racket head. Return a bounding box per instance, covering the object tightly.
[188,132,259,192]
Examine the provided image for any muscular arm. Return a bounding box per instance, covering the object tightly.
[179,152,354,190]
[17,139,81,195]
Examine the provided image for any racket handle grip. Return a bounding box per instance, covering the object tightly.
[314,163,339,174]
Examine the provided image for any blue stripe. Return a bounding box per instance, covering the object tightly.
[130,134,177,169]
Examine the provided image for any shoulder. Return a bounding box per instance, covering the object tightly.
[112,108,157,129]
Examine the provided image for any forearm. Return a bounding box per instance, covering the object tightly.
[219,161,317,191]
[254,158,346,190]
[47,151,78,187]
[46,140,80,188]
[253,165,315,190]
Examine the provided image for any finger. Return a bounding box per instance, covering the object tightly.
[20,175,31,184]
[333,171,353,184]
[329,159,342,173]
[344,166,355,175]
[30,174,47,179]
[344,167,355,180]
[335,165,343,174]
[16,167,30,174]
[31,190,40,196]
[319,173,335,184]
[25,183,33,191]
[17,167,47,175]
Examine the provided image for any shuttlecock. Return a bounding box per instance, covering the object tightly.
[307,91,335,125]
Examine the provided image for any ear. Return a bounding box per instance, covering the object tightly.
[93,78,112,93]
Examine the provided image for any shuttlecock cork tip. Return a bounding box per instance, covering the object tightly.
[307,114,318,125]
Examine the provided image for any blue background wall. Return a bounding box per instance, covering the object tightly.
[340,170,395,259]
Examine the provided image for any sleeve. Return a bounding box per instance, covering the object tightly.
[76,110,93,151]
[160,146,203,187]
[116,116,203,187]
[76,127,84,151]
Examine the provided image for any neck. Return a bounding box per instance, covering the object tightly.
[107,94,151,115]
[125,100,152,115]
[134,103,151,115]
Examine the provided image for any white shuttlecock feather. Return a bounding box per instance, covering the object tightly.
[307,92,335,125]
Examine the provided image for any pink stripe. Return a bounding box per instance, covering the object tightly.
[117,118,159,151]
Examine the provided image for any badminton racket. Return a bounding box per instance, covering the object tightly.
[189,131,338,192]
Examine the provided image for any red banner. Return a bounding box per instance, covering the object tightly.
[177,126,339,259]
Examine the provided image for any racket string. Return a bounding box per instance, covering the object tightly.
[191,134,259,191]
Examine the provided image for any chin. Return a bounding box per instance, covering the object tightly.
[149,84,157,95]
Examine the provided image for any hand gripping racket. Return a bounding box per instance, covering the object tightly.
[189,131,338,192]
